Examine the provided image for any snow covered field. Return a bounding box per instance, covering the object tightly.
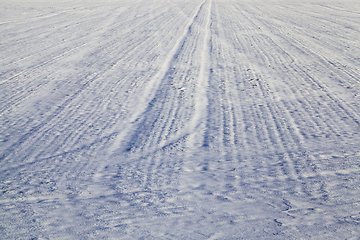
[1,0,360,238]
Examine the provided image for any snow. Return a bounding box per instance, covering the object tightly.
[1,0,360,238]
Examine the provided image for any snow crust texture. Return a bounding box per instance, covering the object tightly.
[1,0,360,239]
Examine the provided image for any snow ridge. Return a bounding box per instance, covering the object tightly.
[186,0,212,150]
[1,0,360,239]
[109,0,209,154]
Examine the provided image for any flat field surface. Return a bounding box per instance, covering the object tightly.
[1,0,360,238]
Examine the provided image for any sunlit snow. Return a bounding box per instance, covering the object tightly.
[1,0,360,238]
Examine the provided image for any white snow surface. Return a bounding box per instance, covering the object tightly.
[1,0,360,238]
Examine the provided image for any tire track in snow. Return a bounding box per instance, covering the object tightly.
[1,1,360,238]
[179,2,360,231]
[98,0,213,194]
[142,0,213,154]
[109,0,210,154]
[0,1,196,168]
[1,2,210,233]
[185,0,212,150]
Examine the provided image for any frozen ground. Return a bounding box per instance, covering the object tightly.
[1,0,360,238]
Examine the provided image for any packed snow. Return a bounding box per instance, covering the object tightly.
[1,0,360,238]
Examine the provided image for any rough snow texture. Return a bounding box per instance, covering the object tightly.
[1,0,360,239]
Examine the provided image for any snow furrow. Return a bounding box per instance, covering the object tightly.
[1,0,360,239]
[108,0,208,154]
[185,0,212,149]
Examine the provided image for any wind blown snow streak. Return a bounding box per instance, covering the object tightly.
[1,0,360,239]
